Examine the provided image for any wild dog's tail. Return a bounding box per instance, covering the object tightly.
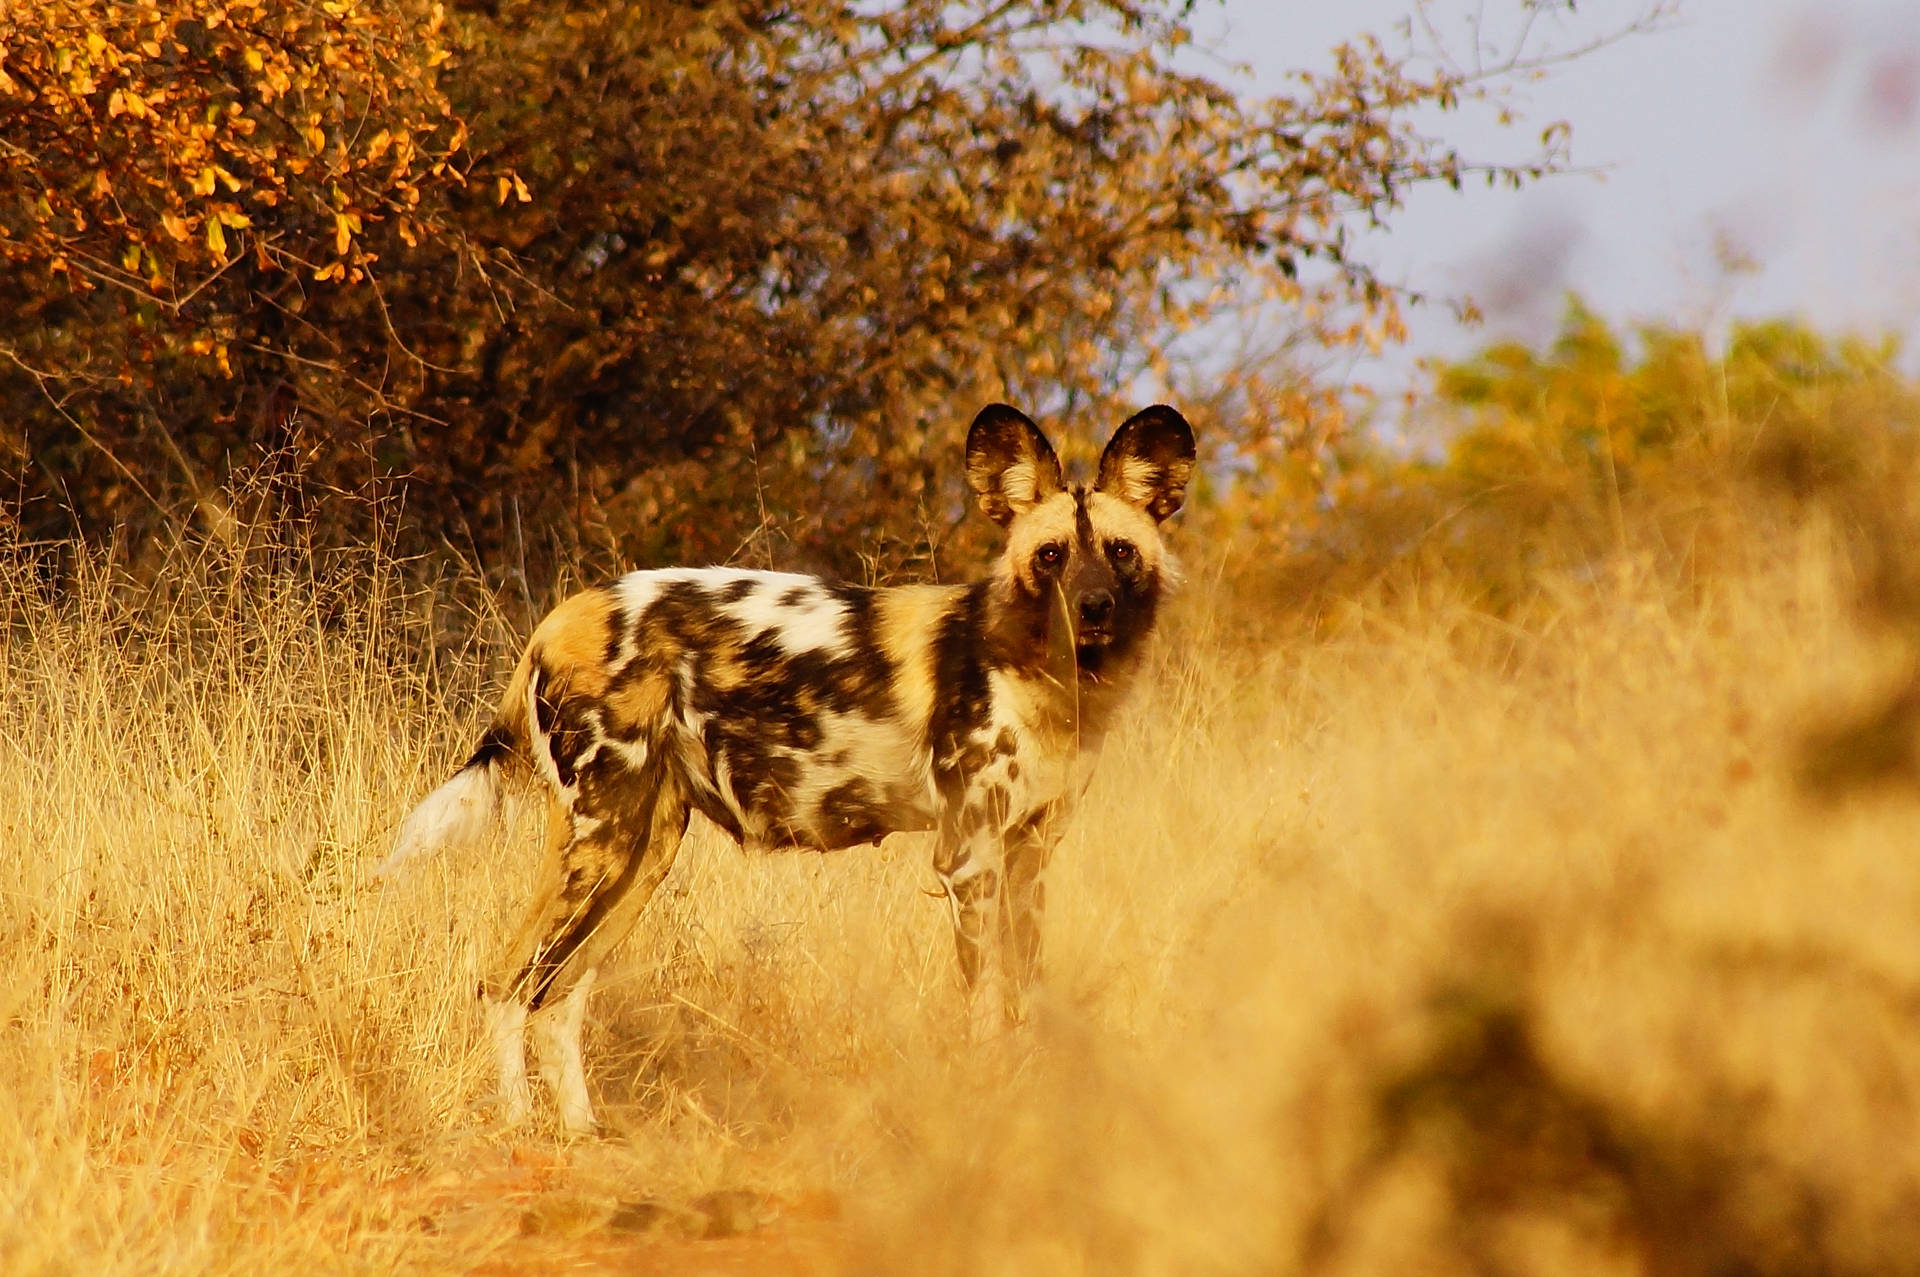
[374,647,539,880]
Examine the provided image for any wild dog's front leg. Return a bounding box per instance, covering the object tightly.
[940,853,1007,1040]
[934,801,1010,1040]
[999,805,1059,1020]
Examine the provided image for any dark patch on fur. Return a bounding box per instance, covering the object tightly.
[815,778,895,848]
[532,664,599,790]
[517,761,678,1008]
[1073,489,1095,546]
[692,792,746,843]
[466,723,516,771]
[824,584,894,718]
[596,588,628,670]
[649,578,749,651]
[988,571,1055,675]
[930,585,996,806]
[1101,562,1162,668]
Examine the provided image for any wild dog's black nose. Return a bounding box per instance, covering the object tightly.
[1079,590,1114,626]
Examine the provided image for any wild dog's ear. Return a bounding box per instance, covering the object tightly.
[965,404,1064,526]
[1096,405,1196,522]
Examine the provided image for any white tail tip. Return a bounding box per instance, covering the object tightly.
[372,763,500,882]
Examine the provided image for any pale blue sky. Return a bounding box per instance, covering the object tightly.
[1207,0,1920,379]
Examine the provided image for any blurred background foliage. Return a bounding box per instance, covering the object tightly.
[4,0,1603,589]
[1229,302,1920,628]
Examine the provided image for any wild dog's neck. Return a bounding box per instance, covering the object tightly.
[981,572,1140,743]
[983,570,1065,678]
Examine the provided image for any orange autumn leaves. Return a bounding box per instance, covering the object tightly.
[0,0,464,325]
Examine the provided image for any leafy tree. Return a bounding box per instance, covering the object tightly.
[1,0,464,537]
[3,1,1658,584]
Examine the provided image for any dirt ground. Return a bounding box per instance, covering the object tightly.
[257,1138,846,1275]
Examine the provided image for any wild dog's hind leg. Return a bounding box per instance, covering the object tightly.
[481,793,572,1126]
[485,755,689,1133]
[530,966,597,1135]
[484,995,534,1125]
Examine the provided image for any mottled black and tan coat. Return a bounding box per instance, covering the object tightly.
[385,404,1196,1132]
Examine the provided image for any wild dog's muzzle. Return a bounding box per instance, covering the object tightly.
[1075,588,1115,647]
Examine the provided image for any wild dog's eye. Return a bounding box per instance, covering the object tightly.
[1109,540,1136,563]
[1035,542,1064,569]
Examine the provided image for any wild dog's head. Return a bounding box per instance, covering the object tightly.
[966,403,1195,682]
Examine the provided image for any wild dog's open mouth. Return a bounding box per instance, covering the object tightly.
[1075,630,1112,673]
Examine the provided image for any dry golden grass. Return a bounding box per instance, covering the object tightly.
[6,496,1920,1274]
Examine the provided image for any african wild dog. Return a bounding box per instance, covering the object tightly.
[384,403,1195,1133]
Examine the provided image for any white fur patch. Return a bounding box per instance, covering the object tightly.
[1109,454,1160,509]
[616,568,854,658]
[715,574,853,658]
[781,708,939,841]
[1000,458,1041,508]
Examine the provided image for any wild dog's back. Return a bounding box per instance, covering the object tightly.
[576,568,965,851]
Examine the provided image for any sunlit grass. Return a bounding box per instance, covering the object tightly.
[5,485,1920,1272]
